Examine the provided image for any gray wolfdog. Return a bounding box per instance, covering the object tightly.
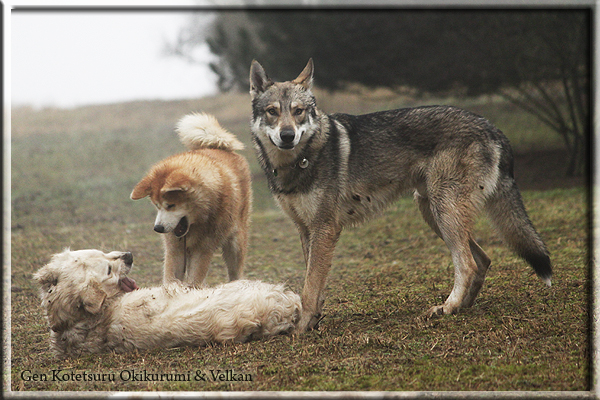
[249,58,552,332]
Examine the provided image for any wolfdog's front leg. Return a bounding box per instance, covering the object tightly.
[297,221,342,332]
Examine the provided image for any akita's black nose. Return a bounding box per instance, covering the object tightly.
[154,224,165,233]
[280,128,295,144]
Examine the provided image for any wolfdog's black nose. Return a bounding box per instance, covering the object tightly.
[154,224,165,233]
[280,128,295,144]
[121,252,133,266]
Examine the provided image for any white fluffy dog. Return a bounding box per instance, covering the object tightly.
[34,249,302,357]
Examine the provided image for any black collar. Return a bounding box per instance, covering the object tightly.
[273,157,309,177]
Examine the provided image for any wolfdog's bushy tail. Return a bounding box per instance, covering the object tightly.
[176,113,245,152]
[485,180,552,286]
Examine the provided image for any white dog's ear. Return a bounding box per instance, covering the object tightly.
[292,58,314,90]
[34,265,59,290]
[81,280,107,314]
[250,60,273,99]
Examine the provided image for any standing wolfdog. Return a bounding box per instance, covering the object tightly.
[249,59,552,332]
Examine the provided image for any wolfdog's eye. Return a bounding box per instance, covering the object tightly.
[294,108,304,116]
[107,266,112,275]
[267,108,278,116]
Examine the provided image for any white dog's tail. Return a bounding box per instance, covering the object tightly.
[176,113,245,152]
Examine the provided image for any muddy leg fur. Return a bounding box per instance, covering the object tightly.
[297,221,342,332]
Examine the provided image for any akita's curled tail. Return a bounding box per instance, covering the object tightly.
[486,180,552,286]
[176,113,245,152]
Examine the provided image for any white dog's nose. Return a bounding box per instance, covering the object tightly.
[121,252,133,266]
[154,225,166,233]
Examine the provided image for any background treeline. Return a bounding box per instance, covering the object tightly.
[168,9,590,176]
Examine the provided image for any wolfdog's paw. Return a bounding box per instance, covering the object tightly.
[425,304,458,319]
[426,305,445,319]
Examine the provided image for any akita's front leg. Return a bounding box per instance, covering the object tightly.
[222,230,247,281]
[163,236,186,284]
[297,221,342,332]
[185,248,214,286]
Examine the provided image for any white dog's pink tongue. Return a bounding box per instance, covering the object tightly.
[119,277,139,292]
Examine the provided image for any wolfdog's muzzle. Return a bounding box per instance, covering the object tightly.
[279,128,296,149]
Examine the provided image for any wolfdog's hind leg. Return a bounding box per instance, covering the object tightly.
[419,191,486,318]
[415,190,443,239]
[418,189,490,301]
[426,238,482,318]
[465,237,491,306]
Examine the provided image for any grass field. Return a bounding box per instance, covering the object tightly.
[9,91,589,393]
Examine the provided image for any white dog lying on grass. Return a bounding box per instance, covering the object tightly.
[34,249,301,357]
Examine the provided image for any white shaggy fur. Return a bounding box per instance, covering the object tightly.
[176,113,245,151]
[34,249,301,357]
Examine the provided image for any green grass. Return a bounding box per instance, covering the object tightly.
[9,93,589,392]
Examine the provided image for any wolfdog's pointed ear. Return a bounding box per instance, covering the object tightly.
[292,58,314,90]
[250,60,273,98]
[81,280,107,314]
[131,176,152,200]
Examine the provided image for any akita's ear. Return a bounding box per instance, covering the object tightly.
[161,186,189,195]
[130,176,152,200]
[292,58,314,90]
[250,59,273,98]
[162,172,193,197]
[161,183,191,198]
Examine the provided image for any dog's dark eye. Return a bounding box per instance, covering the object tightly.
[166,204,175,210]
[107,266,112,275]
[294,108,304,116]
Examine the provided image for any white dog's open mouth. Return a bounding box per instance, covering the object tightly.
[119,276,139,292]
[174,217,189,238]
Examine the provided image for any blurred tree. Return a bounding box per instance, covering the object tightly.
[449,11,590,177]
[166,12,263,92]
[169,9,590,176]
[205,12,264,92]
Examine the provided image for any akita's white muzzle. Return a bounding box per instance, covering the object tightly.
[153,209,190,238]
